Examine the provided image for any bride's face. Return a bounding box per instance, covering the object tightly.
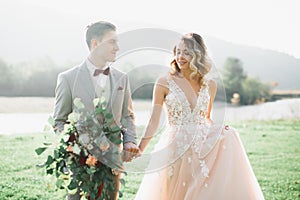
[175,40,192,70]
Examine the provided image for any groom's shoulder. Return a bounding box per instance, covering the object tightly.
[110,67,128,78]
[59,62,84,77]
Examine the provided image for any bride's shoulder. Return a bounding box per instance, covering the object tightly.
[155,75,169,85]
[206,79,217,89]
[154,76,171,93]
[206,79,217,95]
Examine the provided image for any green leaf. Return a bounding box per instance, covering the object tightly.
[72,143,81,155]
[89,193,96,200]
[59,159,66,167]
[115,138,122,145]
[54,149,60,159]
[100,96,106,104]
[43,142,52,146]
[46,155,54,165]
[74,98,85,110]
[87,167,96,175]
[95,108,103,115]
[48,116,55,126]
[68,113,80,123]
[109,183,114,191]
[55,171,60,178]
[35,147,47,155]
[120,178,125,187]
[67,180,78,190]
[46,168,54,175]
[36,163,45,168]
[43,124,51,132]
[56,179,64,189]
[63,134,70,142]
[63,123,73,132]
[67,188,78,195]
[106,118,114,125]
[111,126,120,133]
[105,113,113,119]
[93,98,100,107]
[119,190,123,198]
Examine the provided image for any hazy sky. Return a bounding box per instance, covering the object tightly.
[1,0,299,64]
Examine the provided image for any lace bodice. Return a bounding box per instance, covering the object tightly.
[165,76,210,127]
[163,76,212,180]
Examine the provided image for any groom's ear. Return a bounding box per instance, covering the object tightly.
[90,38,101,50]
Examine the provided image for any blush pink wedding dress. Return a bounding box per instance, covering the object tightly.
[134,76,264,200]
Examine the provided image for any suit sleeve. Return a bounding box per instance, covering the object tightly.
[121,75,137,145]
[53,73,72,132]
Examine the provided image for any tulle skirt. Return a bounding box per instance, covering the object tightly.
[134,124,264,200]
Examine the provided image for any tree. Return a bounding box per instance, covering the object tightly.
[221,57,271,105]
[222,57,247,103]
[0,59,14,95]
[242,77,271,105]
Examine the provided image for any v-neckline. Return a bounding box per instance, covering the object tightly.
[168,77,202,112]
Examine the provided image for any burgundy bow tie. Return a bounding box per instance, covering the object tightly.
[93,67,110,76]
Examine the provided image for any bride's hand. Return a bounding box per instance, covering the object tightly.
[123,142,139,162]
[135,148,142,158]
[206,118,213,126]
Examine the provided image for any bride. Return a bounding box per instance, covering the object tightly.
[134,33,264,199]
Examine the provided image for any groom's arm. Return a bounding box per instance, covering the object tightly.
[121,75,137,145]
[53,73,72,133]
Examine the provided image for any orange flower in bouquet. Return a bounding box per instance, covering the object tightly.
[35,98,126,199]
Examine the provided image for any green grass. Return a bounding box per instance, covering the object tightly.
[229,120,300,200]
[0,119,299,200]
[0,134,65,199]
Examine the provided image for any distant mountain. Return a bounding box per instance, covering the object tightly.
[205,36,300,89]
[1,28,299,91]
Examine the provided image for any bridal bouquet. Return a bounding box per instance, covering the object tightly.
[35,98,126,199]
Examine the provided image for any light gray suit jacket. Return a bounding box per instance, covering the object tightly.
[53,61,137,145]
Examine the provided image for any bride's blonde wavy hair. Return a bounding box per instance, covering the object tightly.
[170,33,211,86]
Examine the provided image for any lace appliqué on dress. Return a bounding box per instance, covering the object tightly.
[165,76,212,180]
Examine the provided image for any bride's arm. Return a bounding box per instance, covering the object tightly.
[206,79,217,123]
[138,77,168,153]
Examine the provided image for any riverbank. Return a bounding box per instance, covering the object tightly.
[0,97,299,134]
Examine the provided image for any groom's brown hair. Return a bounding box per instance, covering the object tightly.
[85,21,116,50]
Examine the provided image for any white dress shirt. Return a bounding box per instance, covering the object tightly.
[86,59,111,101]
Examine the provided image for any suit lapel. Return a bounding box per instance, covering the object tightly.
[107,68,117,111]
[107,67,125,125]
[78,62,95,100]
[72,61,95,112]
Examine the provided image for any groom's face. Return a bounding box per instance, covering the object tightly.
[92,31,119,62]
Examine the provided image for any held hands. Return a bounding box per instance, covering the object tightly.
[122,142,141,162]
[122,136,151,162]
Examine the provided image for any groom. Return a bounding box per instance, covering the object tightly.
[53,21,139,200]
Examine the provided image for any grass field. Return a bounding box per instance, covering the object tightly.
[0,119,300,200]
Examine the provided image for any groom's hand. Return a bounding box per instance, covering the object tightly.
[123,142,139,162]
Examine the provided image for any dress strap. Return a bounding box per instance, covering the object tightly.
[166,76,171,83]
[165,76,173,89]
